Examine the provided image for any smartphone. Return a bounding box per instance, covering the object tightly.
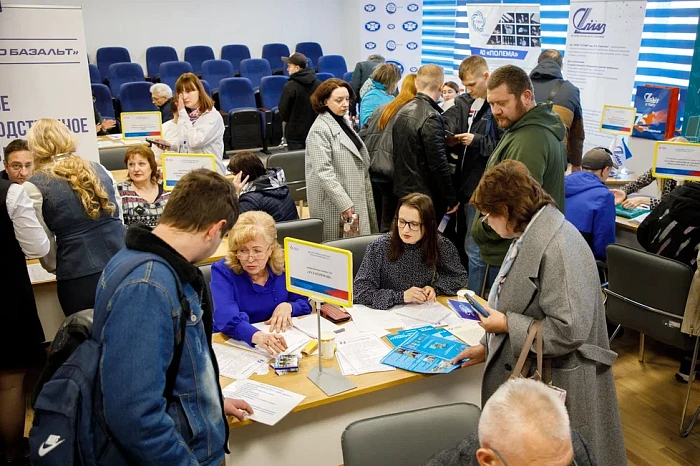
[146,138,169,148]
[464,293,490,318]
[437,213,451,234]
[445,130,456,138]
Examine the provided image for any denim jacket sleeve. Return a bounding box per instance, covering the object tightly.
[210,261,258,345]
[100,281,199,466]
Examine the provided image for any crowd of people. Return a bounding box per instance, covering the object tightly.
[1,47,699,466]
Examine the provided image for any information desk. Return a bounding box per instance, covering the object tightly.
[615,216,641,250]
[604,172,637,187]
[97,135,147,151]
[110,169,234,184]
[218,297,484,466]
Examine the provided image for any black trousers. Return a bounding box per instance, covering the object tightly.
[372,180,397,233]
[287,141,305,151]
[57,272,102,317]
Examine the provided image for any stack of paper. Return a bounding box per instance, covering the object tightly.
[393,302,453,325]
[345,304,404,333]
[222,379,305,426]
[27,263,55,284]
[446,322,486,346]
[335,334,395,375]
[225,323,311,356]
[292,315,342,338]
[212,343,271,380]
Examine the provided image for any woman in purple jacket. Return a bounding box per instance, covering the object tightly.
[210,211,311,355]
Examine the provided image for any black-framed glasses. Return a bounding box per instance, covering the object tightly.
[491,447,578,466]
[396,217,422,231]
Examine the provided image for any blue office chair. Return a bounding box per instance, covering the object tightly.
[221,44,251,76]
[317,72,335,82]
[262,43,290,75]
[306,57,314,69]
[201,60,235,93]
[88,64,101,84]
[146,46,178,80]
[295,42,323,70]
[343,71,353,83]
[260,76,288,146]
[239,58,272,91]
[107,63,145,99]
[159,61,194,93]
[96,47,131,83]
[318,55,348,78]
[219,78,266,151]
[200,79,213,98]
[184,45,215,75]
[92,83,116,120]
[119,82,157,113]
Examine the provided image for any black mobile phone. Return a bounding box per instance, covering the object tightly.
[445,130,455,138]
[464,293,490,318]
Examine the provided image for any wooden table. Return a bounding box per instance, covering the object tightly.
[605,173,637,187]
[97,135,147,151]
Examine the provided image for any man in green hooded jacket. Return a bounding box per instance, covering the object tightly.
[471,65,566,293]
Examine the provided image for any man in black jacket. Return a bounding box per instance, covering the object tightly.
[392,64,458,219]
[279,53,321,150]
[443,55,502,293]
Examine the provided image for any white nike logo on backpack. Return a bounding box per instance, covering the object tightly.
[38,434,65,457]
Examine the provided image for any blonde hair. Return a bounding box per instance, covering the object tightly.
[416,64,444,93]
[28,119,115,218]
[458,55,488,81]
[224,211,285,275]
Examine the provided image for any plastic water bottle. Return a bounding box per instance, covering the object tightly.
[180,141,189,153]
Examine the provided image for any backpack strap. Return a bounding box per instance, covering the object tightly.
[547,79,565,102]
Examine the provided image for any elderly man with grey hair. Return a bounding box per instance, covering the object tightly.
[423,378,598,466]
[350,54,386,104]
[150,83,174,123]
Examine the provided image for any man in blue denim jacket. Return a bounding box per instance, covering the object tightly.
[95,169,252,465]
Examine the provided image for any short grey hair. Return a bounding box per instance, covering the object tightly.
[149,83,173,99]
[478,378,571,455]
[367,54,385,63]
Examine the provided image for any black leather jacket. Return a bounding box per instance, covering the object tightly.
[391,93,457,209]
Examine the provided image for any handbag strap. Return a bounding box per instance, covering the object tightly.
[510,320,542,379]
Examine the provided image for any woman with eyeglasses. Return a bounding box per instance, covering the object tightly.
[210,211,311,355]
[354,193,467,310]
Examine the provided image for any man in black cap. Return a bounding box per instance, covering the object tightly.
[564,147,618,261]
[279,52,321,150]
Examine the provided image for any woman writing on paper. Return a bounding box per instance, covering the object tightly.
[117,146,170,227]
[450,161,626,466]
[210,211,312,355]
[354,193,467,310]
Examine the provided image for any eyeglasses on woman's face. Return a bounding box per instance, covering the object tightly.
[235,245,271,261]
[396,217,422,231]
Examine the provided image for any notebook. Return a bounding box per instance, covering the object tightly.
[615,204,649,219]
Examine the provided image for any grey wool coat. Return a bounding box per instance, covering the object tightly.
[481,205,626,466]
[305,112,378,241]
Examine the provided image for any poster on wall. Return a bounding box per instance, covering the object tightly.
[359,1,423,76]
[0,5,98,162]
[465,4,541,73]
[562,0,647,153]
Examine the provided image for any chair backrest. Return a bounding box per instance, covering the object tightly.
[184,45,215,75]
[146,46,178,78]
[239,58,272,90]
[218,78,257,112]
[199,264,212,284]
[606,243,694,349]
[341,403,481,466]
[201,59,235,92]
[88,64,101,84]
[99,146,129,171]
[316,72,335,82]
[266,150,306,202]
[107,63,144,98]
[318,55,348,78]
[343,71,353,83]
[260,76,288,110]
[200,79,212,98]
[295,42,323,68]
[261,43,290,74]
[323,234,383,277]
[119,82,157,113]
[91,84,116,119]
[275,218,324,244]
[159,61,194,93]
[221,44,251,75]
[96,46,131,81]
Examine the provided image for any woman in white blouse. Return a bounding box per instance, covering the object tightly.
[152,73,226,175]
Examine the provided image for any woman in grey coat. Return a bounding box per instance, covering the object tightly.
[453,161,626,466]
[306,78,378,240]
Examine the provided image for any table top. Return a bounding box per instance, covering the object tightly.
[218,295,478,428]
[605,173,637,186]
[97,135,147,151]
[616,215,640,232]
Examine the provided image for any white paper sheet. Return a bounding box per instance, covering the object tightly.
[225,324,311,357]
[393,302,453,324]
[446,322,486,346]
[336,334,394,374]
[336,352,357,376]
[345,304,404,333]
[335,321,389,340]
[292,315,341,338]
[27,263,56,284]
[212,343,271,380]
[630,212,651,224]
[222,379,305,426]
[438,312,467,327]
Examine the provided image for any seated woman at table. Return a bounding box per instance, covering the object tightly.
[117,146,170,227]
[354,193,467,310]
[211,211,312,355]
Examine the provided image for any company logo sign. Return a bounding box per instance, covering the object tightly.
[387,59,404,74]
[386,2,397,14]
[402,21,418,32]
[406,42,418,50]
[644,93,661,106]
[388,23,396,30]
[409,66,418,72]
[572,8,606,34]
[471,11,486,33]
[365,21,381,32]
[365,42,377,50]
[407,3,420,12]
[386,40,397,52]
[364,4,376,12]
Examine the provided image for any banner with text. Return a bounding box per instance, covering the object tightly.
[360,1,423,76]
[563,0,646,153]
[466,3,541,73]
[0,5,98,161]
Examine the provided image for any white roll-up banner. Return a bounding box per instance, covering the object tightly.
[359,1,423,76]
[0,5,98,162]
[563,0,647,153]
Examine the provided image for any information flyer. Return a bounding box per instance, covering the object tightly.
[653,141,700,181]
[161,153,215,190]
[121,111,162,139]
[381,327,467,374]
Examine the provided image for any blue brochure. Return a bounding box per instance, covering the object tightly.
[386,325,461,348]
[381,331,468,374]
[447,299,481,321]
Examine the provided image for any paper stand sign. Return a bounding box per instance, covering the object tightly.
[652,141,700,181]
[284,238,356,397]
[161,153,216,190]
[121,111,162,139]
[600,105,636,135]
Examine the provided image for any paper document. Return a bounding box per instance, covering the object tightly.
[212,343,271,380]
[97,140,115,148]
[27,263,56,284]
[333,321,389,340]
[106,134,123,139]
[446,322,486,346]
[393,302,453,324]
[630,212,651,224]
[345,304,404,333]
[336,334,394,375]
[292,315,342,338]
[222,379,305,426]
[381,331,466,374]
[225,324,311,356]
